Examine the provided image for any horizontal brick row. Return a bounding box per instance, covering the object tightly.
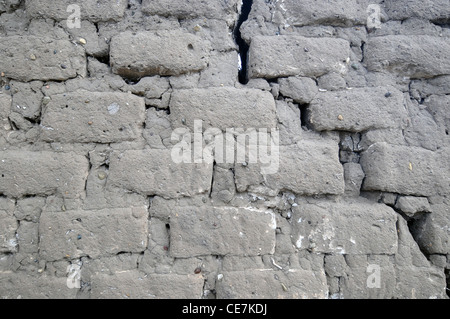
[0,36,86,82]
[361,142,450,196]
[308,86,408,132]
[107,149,213,198]
[25,0,128,22]
[39,207,148,261]
[40,91,145,143]
[248,35,350,79]
[110,30,210,79]
[291,199,399,254]
[0,151,88,198]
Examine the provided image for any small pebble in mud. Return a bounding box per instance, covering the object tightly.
[98,171,107,180]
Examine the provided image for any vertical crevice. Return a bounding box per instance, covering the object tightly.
[360,41,366,63]
[299,104,311,129]
[234,0,253,84]
[445,268,450,297]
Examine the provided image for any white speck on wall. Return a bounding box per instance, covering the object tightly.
[265,211,277,230]
[296,235,304,248]
[108,102,120,115]
[8,238,17,249]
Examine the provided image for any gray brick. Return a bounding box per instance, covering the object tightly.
[0,151,89,199]
[291,199,398,254]
[169,206,276,257]
[384,0,450,21]
[142,0,239,21]
[360,142,450,196]
[25,0,128,22]
[235,138,345,196]
[278,76,318,104]
[0,209,17,253]
[339,255,397,299]
[91,271,204,299]
[365,36,450,78]
[0,93,11,135]
[271,0,367,27]
[39,207,148,261]
[110,30,210,79]
[395,196,431,216]
[394,266,447,299]
[0,36,86,82]
[308,87,408,132]
[0,272,78,299]
[107,149,213,198]
[248,35,350,79]
[414,201,450,254]
[169,87,277,130]
[216,269,328,299]
[41,91,145,143]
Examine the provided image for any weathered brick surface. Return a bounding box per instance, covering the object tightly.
[39,207,148,261]
[248,36,350,79]
[425,95,450,147]
[384,0,450,21]
[0,272,78,299]
[271,0,367,26]
[142,0,239,21]
[110,31,210,79]
[169,206,276,257]
[25,0,128,22]
[216,269,328,299]
[40,91,145,143]
[360,142,450,196]
[169,87,277,130]
[414,201,450,255]
[0,151,89,198]
[235,138,345,196]
[0,36,86,82]
[278,76,318,104]
[308,87,408,132]
[107,150,213,198]
[0,208,17,253]
[0,93,11,143]
[365,36,450,78]
[338,255,397,299]
[291,199,398,254]
[91,271,204,299]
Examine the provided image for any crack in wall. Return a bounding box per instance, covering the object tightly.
[234,0,253,84]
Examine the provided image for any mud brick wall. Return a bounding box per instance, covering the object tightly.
[0,0,449,299]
